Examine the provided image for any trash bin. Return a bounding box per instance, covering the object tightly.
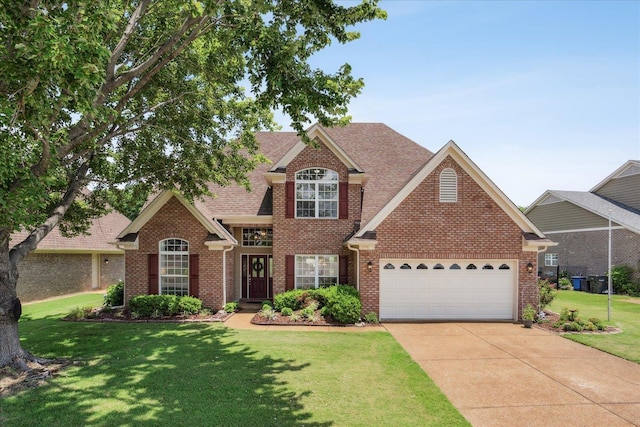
[571,276,586,291]
[580,278,590,292]
[588,275,608,293]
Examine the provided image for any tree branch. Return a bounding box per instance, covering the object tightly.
[9,158,92,265]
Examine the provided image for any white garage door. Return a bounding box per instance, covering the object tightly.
[379,260,516,320]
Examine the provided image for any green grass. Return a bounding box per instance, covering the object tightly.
[1,294,468,427]
[548,290,640,363]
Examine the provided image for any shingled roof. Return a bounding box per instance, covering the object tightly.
[10,210,130,253]
[201,123,434,226]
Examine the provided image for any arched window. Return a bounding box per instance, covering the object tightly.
[450,263,461,270]
[466,263,477,270]
[159,238,189,296]
[433,263,445,270]
[400,263,412,269]
[417,263,428,270]
[439,168,457,202]
[383,263,395,269]
[482,263,494,270]
[295,168,338,218]
[499,264,511,270]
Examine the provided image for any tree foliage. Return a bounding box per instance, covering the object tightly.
[0,0,385,368]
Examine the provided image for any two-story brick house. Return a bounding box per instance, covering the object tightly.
[114,123,554,320]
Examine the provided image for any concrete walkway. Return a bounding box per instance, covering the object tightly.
[384,322,640,426]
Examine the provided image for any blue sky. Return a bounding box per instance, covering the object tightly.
[278,0,640,207]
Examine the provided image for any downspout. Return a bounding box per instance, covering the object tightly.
[222,246,234,306]
[347,243,360,291]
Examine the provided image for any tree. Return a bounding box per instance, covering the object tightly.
[0,0,385,369]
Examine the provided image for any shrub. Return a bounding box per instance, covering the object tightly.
[324,289,361,324]
[289,313,300,322]
[273,290,306,311]
[563,321,584,332]
[588,317,606,331]
[280,307,293,316]
[364,312,378,324]
[178,296,202,314]
[104,281,124,307]
[611,265,640,296]
[557,277,572,291]
[224,301,239,313]
[259,306,277,320]
[64,306,94,320]
[300,305,316,319]
[538,278,557,310]
[128,295,202,317]
[262,300,273,308]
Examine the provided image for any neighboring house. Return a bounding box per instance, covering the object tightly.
[114,123,554,320]
[11,210,129,302]
[526,160,640,282]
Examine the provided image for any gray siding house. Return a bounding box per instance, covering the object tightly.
[525,160,640,282]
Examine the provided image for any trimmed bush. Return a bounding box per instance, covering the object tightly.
[104,281,124,307]
[273,289,305,311]
[280,307,293,316]
[129,295,202,317]
[224,301,239,313]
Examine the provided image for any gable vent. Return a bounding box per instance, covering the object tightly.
[619,165,640,178]
[439,168,457,202]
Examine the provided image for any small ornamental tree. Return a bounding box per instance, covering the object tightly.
[0,0,385,369]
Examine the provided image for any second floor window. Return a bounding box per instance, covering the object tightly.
[295,168,338,218]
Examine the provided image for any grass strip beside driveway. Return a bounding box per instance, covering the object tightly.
[1,294,468,427]
[548,290,640,363]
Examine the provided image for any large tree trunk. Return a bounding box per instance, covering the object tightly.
[0,235,48,370]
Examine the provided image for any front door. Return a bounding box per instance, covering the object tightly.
[248,255,268,299]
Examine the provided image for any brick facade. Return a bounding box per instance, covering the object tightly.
[122,133,543,321]
[272,141,360,295]
[538,229,640,280]
[124,196,228,309]
[358,157,538,319]
[17,253,123,302]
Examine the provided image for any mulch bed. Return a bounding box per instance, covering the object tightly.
[533,310,621,334]
[64,307,233,323]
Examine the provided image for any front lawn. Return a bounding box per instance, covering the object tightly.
[548,290,640,363]
[1,294,468,426]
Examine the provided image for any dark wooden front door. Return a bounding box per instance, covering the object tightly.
[248,255,268,299]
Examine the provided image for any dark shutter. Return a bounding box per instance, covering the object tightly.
[189,254,199,297]
[339,255,349,284]
[285,181,295,218]
[148,254,159,295]
[285,255,295,291]
[339,182,348,219]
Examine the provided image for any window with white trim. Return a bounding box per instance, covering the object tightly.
[159,238,189,296]
[439,168,457,202]
[295,255,338,289]
[295,168,338,218]
[545,253,558,267]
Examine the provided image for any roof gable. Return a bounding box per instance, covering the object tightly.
[116,191,236,246]
[527,190,640,234]
[590,160,640,193]
[269,124,364,173]
[355,140,545,238]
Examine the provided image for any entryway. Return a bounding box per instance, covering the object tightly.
[241,254,273,300]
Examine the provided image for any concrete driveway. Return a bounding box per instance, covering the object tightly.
[384,322,640,426]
